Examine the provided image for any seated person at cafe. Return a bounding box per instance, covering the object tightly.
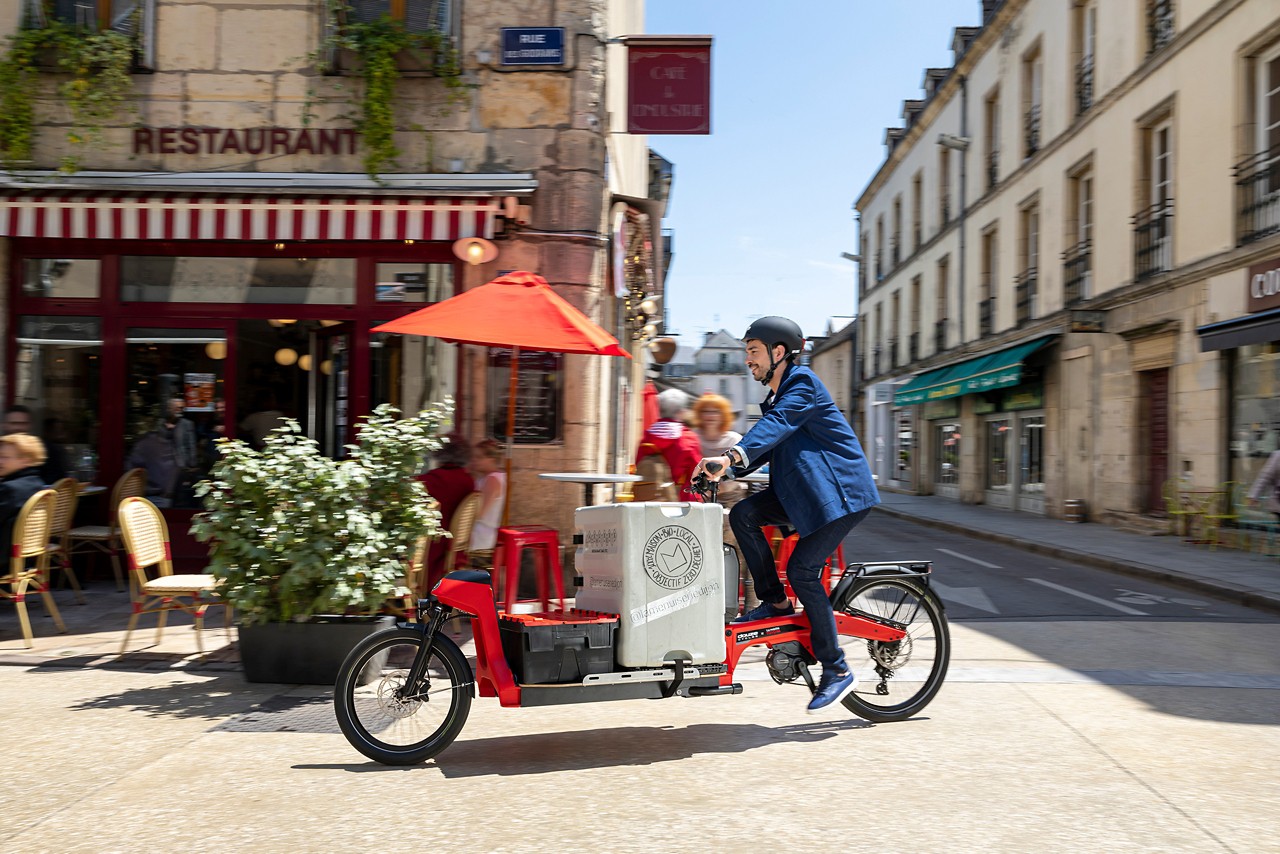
[239,390,288,450]
[0,433,49,559]
[126,428,181,508]
[2,405,67,483]
[416,433,478,587]
[635,389,703,502]
[468,439,506,555]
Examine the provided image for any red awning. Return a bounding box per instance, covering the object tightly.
[0,192,498,242]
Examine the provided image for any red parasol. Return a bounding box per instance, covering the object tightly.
[372,270,631,522]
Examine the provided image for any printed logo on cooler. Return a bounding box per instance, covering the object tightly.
[641,524,703,590]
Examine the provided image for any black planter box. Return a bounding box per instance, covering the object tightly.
[238,616,394,685]
[499,610,617,684]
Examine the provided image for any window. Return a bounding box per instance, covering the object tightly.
[1016,203,1039,323]
[935,256,950,352]
[488,349,561,444]
[344,0,454,34]
[911,171,923,251]
[120,256,357,304]
[875,215,885,282]
[374,262,454,304]
[1238,42,1280,244]
[26,0,155,68]
[892,196,902,267]
[1022,45,1043,159]
[985,88,1001,190]
[1135,116,1174,280]
[1074,2,1096,116]
[718,352,728,372]
[14,315,103,481]
[939,147,952,226]
[980,226,998,337]
[890,291,901,367]
[935,421,960,486]
[1147,0,1174,57]
[1065,163,1094,303]
[22,258,100,299]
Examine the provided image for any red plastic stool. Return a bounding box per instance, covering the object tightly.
[777,535,845,601]
[492,525,566,613]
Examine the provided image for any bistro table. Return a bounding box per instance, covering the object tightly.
[77,483,108,498]
[537,472,641,507]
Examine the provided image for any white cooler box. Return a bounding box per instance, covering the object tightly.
[574,502,728,668]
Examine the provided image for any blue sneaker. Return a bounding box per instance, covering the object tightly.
[807,668,857,714]
[732,600,796,623]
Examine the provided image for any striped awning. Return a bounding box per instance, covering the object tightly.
[0,192,499,242]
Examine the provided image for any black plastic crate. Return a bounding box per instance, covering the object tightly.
[499,611,618,684]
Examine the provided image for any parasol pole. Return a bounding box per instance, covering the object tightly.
[502,344,519,525]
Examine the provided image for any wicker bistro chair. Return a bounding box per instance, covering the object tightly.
[117,497,228,655]
[1161,478,1196,538]
[66,468,146,592]
[46,478,86,604]
[387,492,485,619]
[1,489,67,648]
[1204,482,1245,551]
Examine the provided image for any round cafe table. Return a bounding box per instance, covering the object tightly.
[537,472,641,507]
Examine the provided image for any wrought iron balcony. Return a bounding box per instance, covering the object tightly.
[1024,104,1041,158]
[1075,55,1093,116]
[1014,268,1038,324]
[1147,0,1175,55]
[933,318,948,353]
[987,148,999,190]
[1063,240,1092,305]
[1133,201,1174,281]
[1235,146,1280,246]
[908,331,920,363]
[978,295,995,337]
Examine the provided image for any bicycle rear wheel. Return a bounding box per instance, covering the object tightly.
[334,627,473,765]
[836,578,949,723]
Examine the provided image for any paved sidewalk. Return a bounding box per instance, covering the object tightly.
[873,491,1280,615]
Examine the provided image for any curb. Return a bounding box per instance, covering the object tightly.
[874,505,1280,617]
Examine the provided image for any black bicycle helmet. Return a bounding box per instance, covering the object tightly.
[742,316,805,385]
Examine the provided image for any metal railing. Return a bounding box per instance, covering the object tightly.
[1075,55,1093,116]
[933,318,948,353]
[1133,201,1174,281]
[979,295,995,337]
[1235,146,1280,246]
[1024,104,1041,158]
[1148,0,1175,55]
[1063,240,1092,305]
[1014,268,1038,324]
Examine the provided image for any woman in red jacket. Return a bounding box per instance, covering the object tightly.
[416,433,478,588]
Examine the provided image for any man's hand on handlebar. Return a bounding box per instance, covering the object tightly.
[693,455,732,482]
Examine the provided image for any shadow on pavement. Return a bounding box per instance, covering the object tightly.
[58,672,262,721]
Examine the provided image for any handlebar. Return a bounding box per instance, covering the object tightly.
[691,460,727,504]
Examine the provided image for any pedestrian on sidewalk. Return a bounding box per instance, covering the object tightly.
[694,316,880,715]
[1247,449,1280,520]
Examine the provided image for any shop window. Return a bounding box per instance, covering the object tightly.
[1230,343,1280,487]
[1019,415,1045,497]
[14,315,103,481]
[374,261,454,304]
[120,256,356,304]
[894,409,914,488]
[986,418,1011,491]
[371,322,457,418]
[124,328,226,508]
[22,258,100,299]
[487,349,561,444]
[935,422,960,486]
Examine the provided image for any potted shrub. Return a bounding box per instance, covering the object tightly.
[192,401,451,684]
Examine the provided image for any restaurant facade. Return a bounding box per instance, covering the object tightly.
[0,0,673,558]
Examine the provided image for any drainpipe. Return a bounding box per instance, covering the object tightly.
[957,73,968,343]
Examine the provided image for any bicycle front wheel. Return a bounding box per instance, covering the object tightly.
[334,627,473,765]
[836,578,950,723]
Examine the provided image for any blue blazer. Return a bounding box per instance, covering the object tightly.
[733,364,880,537]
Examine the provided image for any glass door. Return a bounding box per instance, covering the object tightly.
[985,416,1013,508]
[934,420,961,499]
[1018,413,1046,513]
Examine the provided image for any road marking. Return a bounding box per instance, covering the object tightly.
[936,547,1002,569]
[1026,577,1148,615]
[931,580,1000,614]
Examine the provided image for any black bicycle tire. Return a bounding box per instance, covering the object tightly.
[334,627,473,765]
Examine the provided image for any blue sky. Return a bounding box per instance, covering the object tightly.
[643,0,979,347]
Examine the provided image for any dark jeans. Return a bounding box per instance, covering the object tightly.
[729,488,871,672]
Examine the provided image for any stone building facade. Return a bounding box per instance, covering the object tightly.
[855,0,1280,530]
[0,0,669,554]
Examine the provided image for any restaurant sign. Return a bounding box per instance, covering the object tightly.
[1248,255,1280,313]
[626,36,712,135]
[133,127,358,156]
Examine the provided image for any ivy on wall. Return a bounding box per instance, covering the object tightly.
[0,19,138,173]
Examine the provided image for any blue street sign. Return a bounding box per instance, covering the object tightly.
[500,27,564,66]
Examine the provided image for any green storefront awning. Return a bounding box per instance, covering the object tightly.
[893,335,1055,406]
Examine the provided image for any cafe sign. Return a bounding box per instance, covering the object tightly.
[133,127,358,156]
[626,36,712,135]
[1248,256,1280,313]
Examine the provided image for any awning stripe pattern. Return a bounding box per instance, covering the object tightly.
[0,193,498,241]
[893,336,1055,406]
